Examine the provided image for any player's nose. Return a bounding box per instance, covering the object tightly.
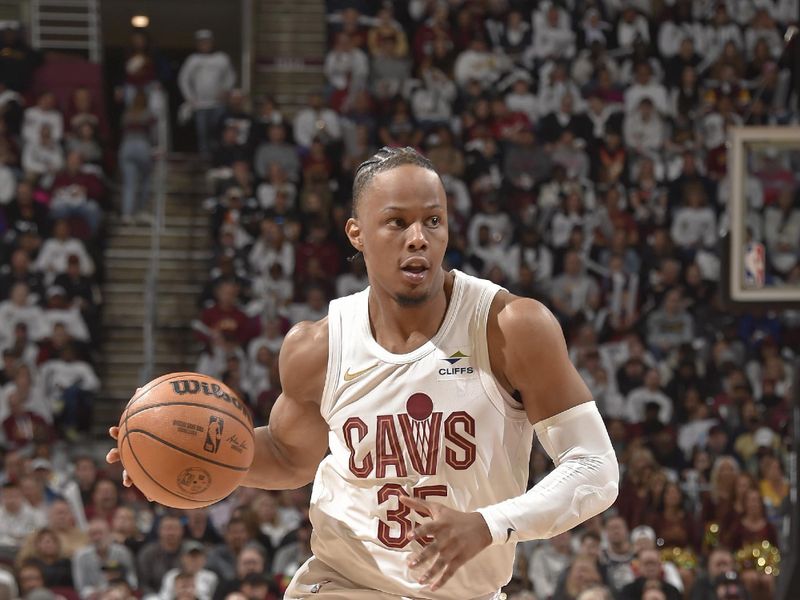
[405,221,428,250]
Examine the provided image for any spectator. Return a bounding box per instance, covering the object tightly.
[206,518,258,585]
[200,280,257,349]
[646,289,694,357]
[39,343,99,438]
[21,124,64,184]
[178,30,236,156]
[271,519,312,586]
[688,548,736,600]
[526,530,573,600]
[33,219,94,285]
[549,251,600,324]
[16,528,73,588]
[84,479,119,524]
[253,124,300,182]
[158,542,218,600]
[41,499,88,558]
[110,506,145,556]
[136,514,184,595]
[72,518,137,599]
[324,33,369,108]
[626,369,673,425]
[49,151,104,237]
[22,92,62,145]
[0,482,41,551]
[118,90,156,225]
[619,548,682,600]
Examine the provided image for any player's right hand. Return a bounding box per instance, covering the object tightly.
[105,426,133,488]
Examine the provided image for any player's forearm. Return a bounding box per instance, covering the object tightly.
[241,426,317,490]
[477,401,619,544]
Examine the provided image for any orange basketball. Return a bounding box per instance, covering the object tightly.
[117,372,255,509]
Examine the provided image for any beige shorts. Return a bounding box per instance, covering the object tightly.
[284,556,504,600]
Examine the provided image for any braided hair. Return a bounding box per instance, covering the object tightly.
[351,146,440,217]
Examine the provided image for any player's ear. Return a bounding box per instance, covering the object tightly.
[345,217,364,252]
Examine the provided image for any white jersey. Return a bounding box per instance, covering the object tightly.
[308,270,535,598]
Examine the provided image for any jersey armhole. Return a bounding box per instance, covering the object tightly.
[319,300,342,422]
[474,287,529,422]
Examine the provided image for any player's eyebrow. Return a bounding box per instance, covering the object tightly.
[380,203,443,213]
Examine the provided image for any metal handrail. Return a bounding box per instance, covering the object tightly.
[141,86,170,384]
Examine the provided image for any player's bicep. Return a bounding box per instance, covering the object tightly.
[495,296,591,424]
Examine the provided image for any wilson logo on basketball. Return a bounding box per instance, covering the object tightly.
[203,416,224,453]
[170,379,253,426]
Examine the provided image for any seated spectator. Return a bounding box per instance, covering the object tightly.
[16,528,73,588]
[369,17,412,101]
[15,561,50,599]
[110,506,145,556]
[626,369,673,425]
[688,548,736,600]
[118,90,156,225]
[526,530,573,600]
[324,33,369,108]
[184,508,224,547]
[549,251,600,323]
[763,187,800,276]
[602,516,635,592]
[22,124,64,185]
[65,122,103,166]
[22,92,63,146]
[67,87,102,138]
[552,553,603,600]
[206,518,258,585]
[409,60,456,128]
[253,124,299,182]
[49,151,105,237]
[40,499,88,559]
[0,283,43,345]
[624,62,669,116]
[158,542,218,600]
[200,280,257,350]
[294,92,342,148]
[620,548,681,600]
[646,289,694,357]
[72,518,137,599]
[211,545,267,600]
[529,3,576,64]
[33,219,94,285]
[272,519,312,588]
[502,128,552,192]
[136,513,184,595]
[0,482,43,552]
[39,344,98,438]
[40,287,91,344]
[215,89,254,152]
[670,183,717,252]
[623,98,666,155]
[283,285,328,326]
[4,179,48,243]
[84,479,119,524]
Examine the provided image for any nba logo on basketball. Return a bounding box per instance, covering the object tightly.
[744,242,766,288]
[203,416,224,453]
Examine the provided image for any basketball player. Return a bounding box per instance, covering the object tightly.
[107,147,619,599]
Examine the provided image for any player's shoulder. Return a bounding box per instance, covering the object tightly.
[280,317,329,365]
[487,291,563,346]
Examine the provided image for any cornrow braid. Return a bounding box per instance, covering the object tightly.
[351,146,440,217]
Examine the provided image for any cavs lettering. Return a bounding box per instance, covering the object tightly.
[341,392,477,548]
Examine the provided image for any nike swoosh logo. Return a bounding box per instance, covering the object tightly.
[343,364,378,381]
[506,527,516,542]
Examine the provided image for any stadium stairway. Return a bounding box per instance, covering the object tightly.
[251,0,326,115]
[95,154,211,435]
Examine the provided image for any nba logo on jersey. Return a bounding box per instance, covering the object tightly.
[743,242,765,288]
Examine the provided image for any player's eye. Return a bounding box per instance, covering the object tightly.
[388,218,405,228]
[426,216,441,227]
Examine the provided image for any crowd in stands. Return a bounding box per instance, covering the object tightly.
[2,0,800,599]
[0,22,104,450]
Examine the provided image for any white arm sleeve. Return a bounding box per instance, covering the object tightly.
[477,401,619,545]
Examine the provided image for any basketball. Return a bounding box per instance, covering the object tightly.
[117,372,255,509]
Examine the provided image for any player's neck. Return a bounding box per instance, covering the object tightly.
[368,270,453,354]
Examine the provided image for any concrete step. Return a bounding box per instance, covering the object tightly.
[105,248,213,260]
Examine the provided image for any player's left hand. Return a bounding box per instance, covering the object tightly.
[399,495,493,591]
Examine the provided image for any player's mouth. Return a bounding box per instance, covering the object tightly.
[400,257,430,284]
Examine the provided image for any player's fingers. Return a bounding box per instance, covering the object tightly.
[105,448,120,464]
[430,564,458,592]
[398,495,433,517]
[122,470,133,488]
[407,520,439,543]
[418,554,448,585]
[407,540,438,568]
[108,426,119,440]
